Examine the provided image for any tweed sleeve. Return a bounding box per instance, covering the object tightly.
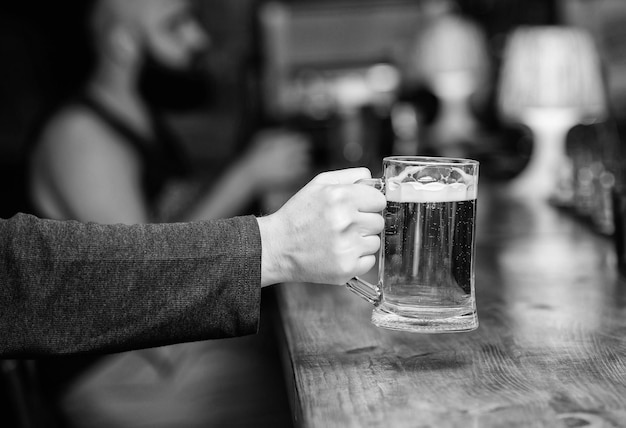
[0,213,262,357]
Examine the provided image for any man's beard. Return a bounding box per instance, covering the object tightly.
[137,49,213,113]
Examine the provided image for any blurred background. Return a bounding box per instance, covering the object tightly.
[2,0,625,218]
[2,0,626,427]
[1,0,626,216]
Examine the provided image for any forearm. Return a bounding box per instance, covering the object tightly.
[182,160,258,221]
[0,214,262,357]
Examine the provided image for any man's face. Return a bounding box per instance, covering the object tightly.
[134,0,213,111]
[140,0,209,71]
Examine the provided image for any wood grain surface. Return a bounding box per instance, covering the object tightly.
[273,185,626,428]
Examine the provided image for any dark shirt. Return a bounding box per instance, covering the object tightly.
[75,94,190,207]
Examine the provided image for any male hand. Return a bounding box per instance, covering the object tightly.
[243,128,311,192]
[257,168,386,286]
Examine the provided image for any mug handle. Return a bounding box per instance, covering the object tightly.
[346,178,385,306]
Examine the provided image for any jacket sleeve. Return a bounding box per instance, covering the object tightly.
[0,213,262,357]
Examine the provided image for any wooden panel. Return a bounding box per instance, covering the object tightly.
[275,184,626,427]
[259,1,422,117]
[278,2,423,67]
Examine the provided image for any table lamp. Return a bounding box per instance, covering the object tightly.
[407,13,491,157]
[497,26,607,200]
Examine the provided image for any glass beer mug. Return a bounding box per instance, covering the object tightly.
[348,156,479,333]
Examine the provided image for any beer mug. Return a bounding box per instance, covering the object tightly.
[347,156,479,333]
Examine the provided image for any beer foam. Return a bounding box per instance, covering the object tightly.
[386,180,477,202]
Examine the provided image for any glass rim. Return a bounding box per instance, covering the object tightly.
[383,156,479,166]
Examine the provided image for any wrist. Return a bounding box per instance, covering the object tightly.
[256,214,292,287]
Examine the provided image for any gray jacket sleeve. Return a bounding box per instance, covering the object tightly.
[0,213,262,357]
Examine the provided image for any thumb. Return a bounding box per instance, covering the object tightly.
[312,168,372,185]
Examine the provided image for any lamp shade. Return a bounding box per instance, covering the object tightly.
[498,26,607,124]
[409,14,490,97]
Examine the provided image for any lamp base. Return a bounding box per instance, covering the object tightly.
[507,109,579,201]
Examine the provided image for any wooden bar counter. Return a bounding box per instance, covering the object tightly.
[272,184,626,427]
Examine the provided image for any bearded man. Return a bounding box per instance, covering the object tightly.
[28,0,310,225]
[26,1,311,426]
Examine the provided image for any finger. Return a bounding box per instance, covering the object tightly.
[313,168,372,185]
[359,235,381,256]
[357,212,385,236]
[355,254,377,277]
[350,185,387,212]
